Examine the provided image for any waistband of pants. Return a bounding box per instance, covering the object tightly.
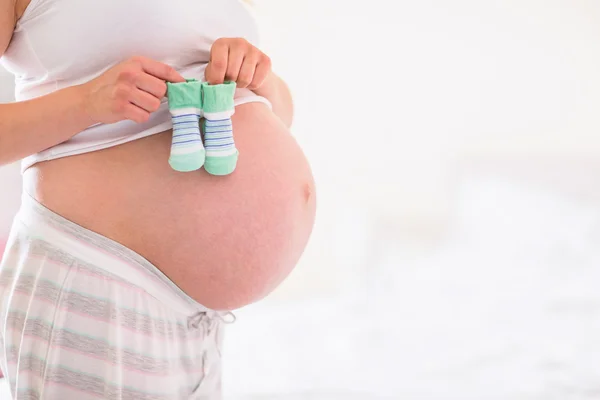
[16,192,210,316]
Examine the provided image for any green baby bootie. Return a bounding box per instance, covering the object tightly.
[201,81,238,176]
[166,79,205,172]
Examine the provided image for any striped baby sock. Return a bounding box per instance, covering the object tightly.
[201,81,238,176]
[166,79,205,172]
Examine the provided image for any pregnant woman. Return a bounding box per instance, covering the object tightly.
[0,0,316,398]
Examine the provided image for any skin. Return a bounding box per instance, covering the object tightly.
[1,0,316,310]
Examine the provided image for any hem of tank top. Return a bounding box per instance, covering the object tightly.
[20,121,173,174]
[20,94,272,174]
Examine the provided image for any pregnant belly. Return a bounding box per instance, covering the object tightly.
[25,103,316,310]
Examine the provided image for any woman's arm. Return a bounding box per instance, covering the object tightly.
[1,1,98,166]
[253,71,294,128]
[0,0,15,55]
[0,86,97,166]
[0,54,185,166]
[0,3,95,166]
[0,4,93,166]
[0,0,89,166]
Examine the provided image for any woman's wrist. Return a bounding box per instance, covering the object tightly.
[253,71,280,100]
[70,83,98,127]
[253,72,294,127]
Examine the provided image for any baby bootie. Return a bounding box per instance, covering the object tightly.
[166,79,205,172]
[201,81,238,176]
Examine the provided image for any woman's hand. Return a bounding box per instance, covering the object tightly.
[205,38,294,127]
[205,38,272,90]
[81,56,185,124]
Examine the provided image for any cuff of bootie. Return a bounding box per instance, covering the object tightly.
[202,81,236,114]
[167,79,203,109]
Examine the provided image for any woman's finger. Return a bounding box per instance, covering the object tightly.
[124,103,151,124]
[236,57,258,89]
[248,59,271,90]
[131,88,162,113]
[206,41,229,85]
[132,56,185,83]
[136,73,168,98]
[225,46,245,83]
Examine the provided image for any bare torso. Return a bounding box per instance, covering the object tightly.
[24,102,317,310]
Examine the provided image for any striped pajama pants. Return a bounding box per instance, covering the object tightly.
[0,194,227,399]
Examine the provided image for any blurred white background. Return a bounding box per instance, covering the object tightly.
[2,0,600,398]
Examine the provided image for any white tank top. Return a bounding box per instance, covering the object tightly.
[0,0,266,171]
